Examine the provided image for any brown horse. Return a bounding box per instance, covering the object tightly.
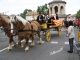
[9,15,42,52]
[0,13,17,51]
[29,20,42,45]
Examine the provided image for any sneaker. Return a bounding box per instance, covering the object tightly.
[67,51,73,53]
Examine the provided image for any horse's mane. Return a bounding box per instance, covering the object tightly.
[16,16,28,25]
[1,15,10,24]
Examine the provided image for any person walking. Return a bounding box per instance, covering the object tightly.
[67,21,75,53]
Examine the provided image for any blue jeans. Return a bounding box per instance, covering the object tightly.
[69,38,74,52]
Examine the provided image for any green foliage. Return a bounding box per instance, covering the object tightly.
[37,4,49,15]
[20,9,32,19]
[76,10,80,19]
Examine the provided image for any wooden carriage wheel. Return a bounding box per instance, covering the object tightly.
[58,26,62,36]
[45,30,51,41]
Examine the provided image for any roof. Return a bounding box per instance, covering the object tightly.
[48,1,66,5]
[26,11,38,16]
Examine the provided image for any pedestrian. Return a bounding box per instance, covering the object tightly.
[55,12,59,20]
[67,21,75,53]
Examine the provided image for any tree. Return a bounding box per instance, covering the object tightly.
[37,4,49,15]
[76,10,80,19]
[20,9,32,19]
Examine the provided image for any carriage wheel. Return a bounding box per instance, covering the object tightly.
[45,30,51,42]
[58,27,62,36]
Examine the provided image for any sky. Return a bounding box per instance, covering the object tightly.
[0,0,80,15]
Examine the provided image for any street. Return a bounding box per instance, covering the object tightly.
[0,29,79,60]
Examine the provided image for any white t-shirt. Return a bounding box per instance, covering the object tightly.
[68,26,75,38]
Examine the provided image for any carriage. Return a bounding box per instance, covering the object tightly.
[0,13,64,52]
[40,19,64,42]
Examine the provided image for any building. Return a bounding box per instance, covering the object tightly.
[26,11,38,21]
[48,0,67,20]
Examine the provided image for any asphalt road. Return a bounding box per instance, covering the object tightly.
[0,29,79,60]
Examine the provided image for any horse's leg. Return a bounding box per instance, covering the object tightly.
[7,33,17,51]
[31,33,35,46]
[8,37,13,51]
[12,39,17,47]
[25,38,29,52]
[37,31,42,44]
[18,37,24,48]
[11,35,16,47]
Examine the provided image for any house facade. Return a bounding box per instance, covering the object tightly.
[26,11,38,21]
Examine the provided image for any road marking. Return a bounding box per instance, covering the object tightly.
[0,40,70,53]
[64,42,69,44]
[0,47,8,52]
[50,47,63,55]
[37,41,45,43]
[51,41,58,44]
[0,40,32,53]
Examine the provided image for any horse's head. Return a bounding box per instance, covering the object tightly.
[0,13,10,27]
[9,15,25,34]
[10,15,17,25]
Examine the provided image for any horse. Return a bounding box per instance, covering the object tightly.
[28,20,42,44]
[9,15,43,52]
[0,13,17,51]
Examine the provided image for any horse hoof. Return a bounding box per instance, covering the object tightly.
[25,50,28,52]
[30,45,34,47]
[13,45,17,47]
[39,43,41,45]
[8,49,12,51]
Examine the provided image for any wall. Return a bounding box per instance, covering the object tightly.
[26,16,37,21]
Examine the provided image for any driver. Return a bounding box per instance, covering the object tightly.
[36,12,44,24]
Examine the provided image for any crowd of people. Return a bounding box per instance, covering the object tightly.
[36,12,59,24]
[63,16,80,29]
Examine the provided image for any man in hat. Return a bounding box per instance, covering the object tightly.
[36,12,44,24]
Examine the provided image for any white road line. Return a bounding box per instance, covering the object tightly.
[0,47,8,52]
[51,41,58,44]
[0,40,69,53]
[37,41,45,43]
[0,40,32,53]
[64,42,69,44]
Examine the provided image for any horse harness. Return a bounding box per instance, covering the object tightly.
[16,21,40,32]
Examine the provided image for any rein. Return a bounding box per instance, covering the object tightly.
[18,29,39,32]
[4,29,17,33]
